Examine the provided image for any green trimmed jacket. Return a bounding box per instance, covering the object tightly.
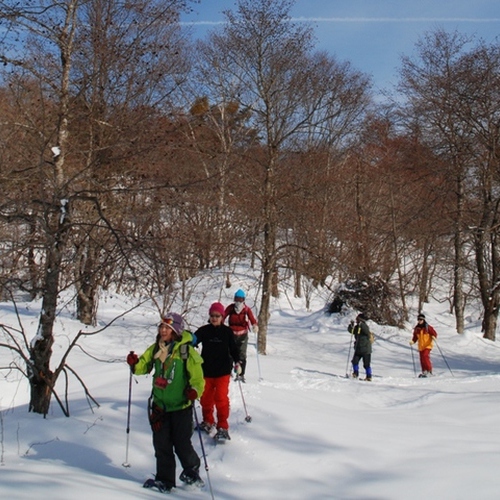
[134,331,205,412]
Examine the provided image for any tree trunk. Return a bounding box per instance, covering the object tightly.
[257,261,272,355]
[482,304,499,341]
[475,211,500,341]
[294,268,302,298]
[28,0,77,414]
[29,207,70,414]
[257,184,277,355]
[453,173,465,334]
[418,240,433,313]
[257,222,275,354]
[76,241,100,326]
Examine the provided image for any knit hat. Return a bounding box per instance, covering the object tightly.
[234,289,246,300]
[209,302,225,316]
[160,312,185,337]
[417,313,425,320]
[357,313,367,321]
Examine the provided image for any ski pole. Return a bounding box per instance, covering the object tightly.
[434,338,454,377]
[410,343,417,377]
[237,378,252,422]
[192,404,215,500]
[122,353,134,468]
[345,328,353,378]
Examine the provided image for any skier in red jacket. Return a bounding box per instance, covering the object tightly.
[410,313,437,377]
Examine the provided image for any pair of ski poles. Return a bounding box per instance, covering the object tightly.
[122,353,251,498]
[344,329,454,378]
[121,361,216,500]
[410,339,454,377]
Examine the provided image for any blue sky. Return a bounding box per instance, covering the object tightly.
[181,0,500,93]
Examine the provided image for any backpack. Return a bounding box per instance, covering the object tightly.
[369,329,375,344]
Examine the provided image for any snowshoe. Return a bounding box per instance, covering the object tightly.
[197,421,215,435]
[214,428,231,442]
[143,478,172,493]
[179,468,204,488]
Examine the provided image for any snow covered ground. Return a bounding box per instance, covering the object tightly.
[1,275,500,499]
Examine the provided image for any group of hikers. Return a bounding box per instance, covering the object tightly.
[126,289,257,494]
[347,312,438,381]
[125,286,437,493]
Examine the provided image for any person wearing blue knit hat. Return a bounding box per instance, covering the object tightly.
[224,289,258,383]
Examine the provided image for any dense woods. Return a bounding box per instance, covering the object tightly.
[1,0,499,415]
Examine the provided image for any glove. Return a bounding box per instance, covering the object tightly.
[409,340,415,346]
[185,388,198,401]
[127,352,138,366]
[234,363,242,375]
[253,324,259,335]
[149,404,164,432]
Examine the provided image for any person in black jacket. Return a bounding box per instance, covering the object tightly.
[194,302,241,441]
[347,313,373,381]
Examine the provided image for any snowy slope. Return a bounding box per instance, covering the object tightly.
[1,284,500,500]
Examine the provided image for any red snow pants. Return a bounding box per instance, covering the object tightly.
[419,348,433,373]
[200,374,231,430]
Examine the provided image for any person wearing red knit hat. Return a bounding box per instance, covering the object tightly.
[193,302,241,441]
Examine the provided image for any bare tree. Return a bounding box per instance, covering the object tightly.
[0,0,81,415]
[0,0,193,414]
[456,43,500,340]
[194,0,371,353]
[399,30,500,338]
[398,30,478,334]
[69,0,193,324]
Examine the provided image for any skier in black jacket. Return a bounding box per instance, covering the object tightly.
[194,302,241,441]
[347,313,373,381]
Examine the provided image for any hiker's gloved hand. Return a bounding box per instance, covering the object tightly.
[234,363,242,375]
[185,388,198,401]
[127,352,138,366]
[409,340,415,346]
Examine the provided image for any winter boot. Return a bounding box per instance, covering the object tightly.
[198,421,215,434]
[179,467,204,487]
[351,371,359,379]
[215,428,231,441]
[143,478,172,493]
